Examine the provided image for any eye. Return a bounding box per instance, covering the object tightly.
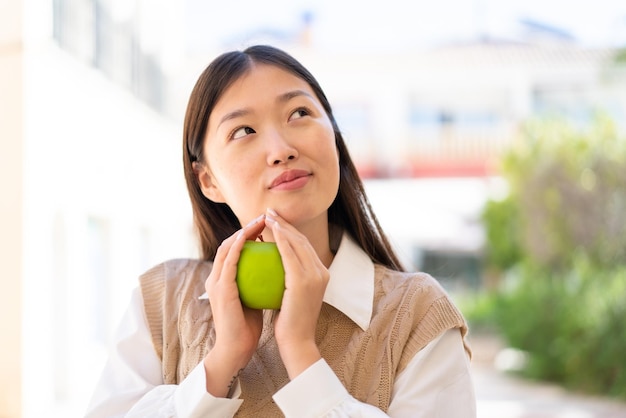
[231,126,256,140]
[289,107,310,121]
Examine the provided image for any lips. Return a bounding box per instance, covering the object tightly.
[269,169,311,189]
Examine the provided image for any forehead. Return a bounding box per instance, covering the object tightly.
[212,64,316,112]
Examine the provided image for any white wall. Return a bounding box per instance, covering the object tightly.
[0,0,24,415]
[22,40,196,417]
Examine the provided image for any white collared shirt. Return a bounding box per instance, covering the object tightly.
[85,235,476,417]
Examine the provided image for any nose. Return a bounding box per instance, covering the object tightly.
[266,129,298,165]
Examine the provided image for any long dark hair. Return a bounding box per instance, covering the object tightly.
[183,45,403,271]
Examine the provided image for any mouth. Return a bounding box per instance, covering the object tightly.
[269,169,312,189]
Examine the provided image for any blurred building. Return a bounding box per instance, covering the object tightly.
[307,41,624,179]
[52,0,626,180]
[8,0,626,416]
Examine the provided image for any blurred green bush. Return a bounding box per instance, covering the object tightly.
[472,113,626,399]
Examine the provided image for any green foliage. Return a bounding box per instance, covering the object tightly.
[498,113,626,270]
[494,260,626,398]
[481,197,521,271]
[478,113,626,400]
[457,290,500,333]
[615,48,626,64]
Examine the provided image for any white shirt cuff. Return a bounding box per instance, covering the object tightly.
[175,361,243,418]
[273,359,351,418]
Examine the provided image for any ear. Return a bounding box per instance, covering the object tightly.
[192,162,226,203]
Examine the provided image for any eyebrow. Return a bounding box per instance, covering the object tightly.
[218,108,251,128]
[277,89,314,103]
[217,89,314,128]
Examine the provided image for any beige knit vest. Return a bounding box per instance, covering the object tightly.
[140,258,470,417]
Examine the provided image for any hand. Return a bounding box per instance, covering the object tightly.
[203,215,265,397]
[265,209,330,379]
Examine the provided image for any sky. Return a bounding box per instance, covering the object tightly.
[185,0,626,52]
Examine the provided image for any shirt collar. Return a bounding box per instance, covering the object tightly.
[198,233,375,331]
[324,233,374,331]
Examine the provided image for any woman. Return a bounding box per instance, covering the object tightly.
[86,45,476,417]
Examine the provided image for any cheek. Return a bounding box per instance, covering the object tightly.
[320,137,340,170]
[213,160,260,205]
[215,165,248,195]
[316,138,340,191]
[312,124,338,158]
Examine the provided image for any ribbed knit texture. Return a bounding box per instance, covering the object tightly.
[139,259,470,417]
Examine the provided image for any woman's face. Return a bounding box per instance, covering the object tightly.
[197,63,340,232]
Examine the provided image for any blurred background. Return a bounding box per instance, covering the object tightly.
[1,0,626,416]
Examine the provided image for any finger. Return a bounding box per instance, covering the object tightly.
[215,215,266,268]
[270,222,301,272]
[264,211,306,268]
[265,220,326,289]
[222,214,267,250]
[208,215,267,294]
[266,210,322,269]
[222,214,267,272]
[240,214,267,240]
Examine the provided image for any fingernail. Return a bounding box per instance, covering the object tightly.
[236,230,245,240]
[266,208,278,217]
[245,214,265,228]
[266,215,276,224]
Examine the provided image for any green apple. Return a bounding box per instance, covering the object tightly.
[236,241,285,310]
